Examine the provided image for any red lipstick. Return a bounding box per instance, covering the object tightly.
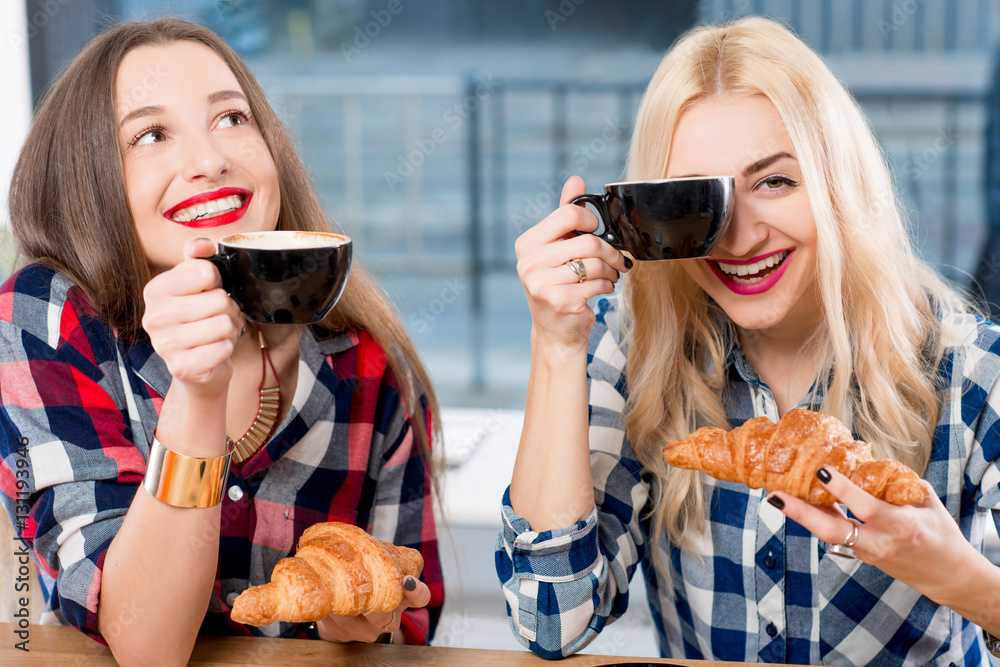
[163,187,252,229]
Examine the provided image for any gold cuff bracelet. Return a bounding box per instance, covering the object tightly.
[142,435,233,508]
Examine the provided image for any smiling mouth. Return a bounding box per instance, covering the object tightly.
[169,194,247,223]
[714,250,788,284]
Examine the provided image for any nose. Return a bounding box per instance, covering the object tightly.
[716,195,768,258]
[180,131,230,182]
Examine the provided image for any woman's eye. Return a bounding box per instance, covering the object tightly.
[218,111,249,129]
[756,175,798,192]
[132,128,166,147]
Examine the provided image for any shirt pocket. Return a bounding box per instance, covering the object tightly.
[288,499,361,541]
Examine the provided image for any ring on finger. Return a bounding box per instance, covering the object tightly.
[828,519,861,559]
[842,519,861,548]
[565,257,587,283]
[380,609,396,634]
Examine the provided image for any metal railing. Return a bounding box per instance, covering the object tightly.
[262,73,988,389]
[701,0,996,55]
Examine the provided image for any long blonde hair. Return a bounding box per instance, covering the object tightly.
[621,16,968,549]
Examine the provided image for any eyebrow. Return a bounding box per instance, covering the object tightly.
[741,151,796,178]
[118,89,248,128]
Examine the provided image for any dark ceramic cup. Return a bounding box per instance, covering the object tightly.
[570,176,734,260]
[207,230,352,325]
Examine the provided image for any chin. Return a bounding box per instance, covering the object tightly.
[718,302,789,332]
[733,315,786,332]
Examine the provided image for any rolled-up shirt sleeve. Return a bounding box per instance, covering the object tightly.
[497,494,608,657]
[495,296,650,658]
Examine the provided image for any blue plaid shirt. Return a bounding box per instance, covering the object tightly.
[496,295,1000,666]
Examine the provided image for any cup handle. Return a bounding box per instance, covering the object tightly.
[568,193,622,250]
[205,254,233,297]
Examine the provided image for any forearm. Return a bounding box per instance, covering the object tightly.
[930,541,1000,636]
[510,329,594,530]
[99,489,221,665]
[98,386,228,665]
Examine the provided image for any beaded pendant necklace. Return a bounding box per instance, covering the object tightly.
[231,325,281,464]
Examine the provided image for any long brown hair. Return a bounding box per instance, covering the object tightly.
[8,17,441,469]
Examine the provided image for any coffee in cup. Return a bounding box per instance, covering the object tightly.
[207,230,352,325]
[570,176,734,260]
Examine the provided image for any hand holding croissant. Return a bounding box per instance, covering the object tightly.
[662,408,929,505]
[231,522,423,626]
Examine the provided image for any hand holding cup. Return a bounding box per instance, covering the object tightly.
[141,237,244,395]
[515,177,631,351]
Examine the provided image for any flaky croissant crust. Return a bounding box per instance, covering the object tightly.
[231,522,424,626]
[662,408,929,505]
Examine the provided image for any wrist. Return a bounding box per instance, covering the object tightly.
[530,328,589,364]
[923,541,1000,632]
[157,384,229,457]
[143,434,233,508]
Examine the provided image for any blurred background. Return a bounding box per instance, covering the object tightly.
[2,0,1000,658]
[4,0,999,408]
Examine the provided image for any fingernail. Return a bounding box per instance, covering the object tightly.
[766,494,785,510]
[816,468,832,483]
[403,576,417,591]
[624,257,633,270]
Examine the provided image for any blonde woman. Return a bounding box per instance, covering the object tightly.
[497,16,1000,666]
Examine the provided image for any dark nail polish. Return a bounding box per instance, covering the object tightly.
[816,468,832,483]
[403,576,417,591]
[766,495,785,510]
[624,257,633,270]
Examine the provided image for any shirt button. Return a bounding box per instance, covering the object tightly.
[766,623,778,638]
[763,555,776,568]
[228,485,244,502]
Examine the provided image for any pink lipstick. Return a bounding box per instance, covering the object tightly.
[708,248,794,296]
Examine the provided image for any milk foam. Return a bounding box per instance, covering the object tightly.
[223,231,349,250]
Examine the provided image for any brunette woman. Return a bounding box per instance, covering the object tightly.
[0,17,442,665]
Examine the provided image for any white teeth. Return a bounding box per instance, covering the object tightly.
[716,251,787,283]
[170,194,244,222]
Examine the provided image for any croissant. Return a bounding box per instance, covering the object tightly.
[661,408,929,505]
[231,522,423,626]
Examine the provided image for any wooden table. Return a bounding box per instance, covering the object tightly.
[0,622,782,666]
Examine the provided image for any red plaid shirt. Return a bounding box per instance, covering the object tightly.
[0,264,443,645]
